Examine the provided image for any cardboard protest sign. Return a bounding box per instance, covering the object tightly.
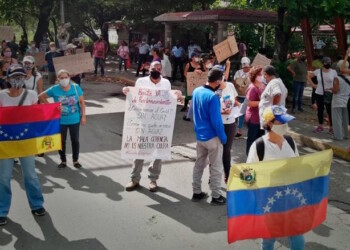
[213,36,238,63]
[251,53,271,68]
[53,52,94,75]
[33,52,46,67]
[121,87,177,160]
[0,26,14,41]
[76,48,84,54]
[186,71,208,96]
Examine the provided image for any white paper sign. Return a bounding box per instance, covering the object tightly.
[121,87,177,160]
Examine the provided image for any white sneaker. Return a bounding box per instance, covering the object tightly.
[125,180,139,191]
[149,181,157,192]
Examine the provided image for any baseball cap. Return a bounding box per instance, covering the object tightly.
[6,64,26,78]
[263,105,295,124]
[23,56,35,64]
[321,56,331,65]
[241,57,250,67]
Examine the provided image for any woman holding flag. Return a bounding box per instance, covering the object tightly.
[40,69,86,169]
[0,64,46,226]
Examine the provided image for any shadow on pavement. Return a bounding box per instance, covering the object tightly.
[0,213,107,250]
[136,186,227,234]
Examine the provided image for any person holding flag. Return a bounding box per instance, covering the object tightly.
[0,64,46,226]
[246,105,305,250]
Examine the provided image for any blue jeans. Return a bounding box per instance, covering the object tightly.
[262,235,305,250]
[94,57,105,76]
[237,96,245,129]
[292,81,305,110]
[246,122,265,155]
[0,157,44,217]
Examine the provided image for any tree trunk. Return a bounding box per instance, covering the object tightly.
[300,17,314,70]
[334,16,347,56]
[33,2,54,47]
[101,23,110,52]
[51,18,58,44]
[275,7,291,62]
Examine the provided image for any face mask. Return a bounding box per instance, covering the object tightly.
[59,78,70,87]
[50,47,56,52]
[256,75,263,83]
[324,64,331,69]
[271,123,288,136]
[206,63,213,69]
[9,78,25,89]
[150,70,161,79]
[4,51,12,57]
[262,76,267,85]
[194,57,200,63]
[24,65,33,71]
[214,81,221,91]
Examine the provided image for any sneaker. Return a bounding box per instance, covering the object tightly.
[0,217,7,226]
[58,162,67,168]
[73,162,82,168]
[192,192,208,201]
[180,107,188,112]
[211,195,226,205]
[149,181,158,192]
[125,180,139,191]
[328,128,334,135]
[182,115,191,122]
[313,126,324,133]
[235,132,242,138]
[31,207,46,216]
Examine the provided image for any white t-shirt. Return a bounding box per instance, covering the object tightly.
[315,40,326,49]
[313,69,337,95]
[246,134,299,163]
[24,72,42,93]
[220,82,238,124]
[332,75,350,108]
[233,69,249,80]
[258,78,288,127]
[0,89,38,107]
[135,76,171,90]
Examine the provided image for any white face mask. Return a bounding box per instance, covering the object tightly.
[271,123,288,136]
[206,63,213,69]
[59,78,70,87]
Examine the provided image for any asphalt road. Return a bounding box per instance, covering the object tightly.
[0,81,349,250]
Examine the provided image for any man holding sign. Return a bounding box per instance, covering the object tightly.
[122,61,182,192]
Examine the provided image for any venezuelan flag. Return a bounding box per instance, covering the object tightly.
[0,103,61,159]
[227,149,332,244]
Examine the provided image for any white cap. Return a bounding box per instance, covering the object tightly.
[66,43,77,49]
[241,57,250,66]
[23,56,35,64]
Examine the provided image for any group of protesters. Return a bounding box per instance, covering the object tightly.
[1,31,350,250]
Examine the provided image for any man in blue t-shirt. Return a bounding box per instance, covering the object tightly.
[191,65,227,205]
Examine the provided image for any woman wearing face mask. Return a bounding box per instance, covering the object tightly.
[23,56,43,94]
[308,57,338,134]
[117,41,130,72]
[39,69,86,169]
[246,105,304,250]
[182,53,205,112]
[0,64,46,226]
[1,47,18,78]
[245,67,266,155]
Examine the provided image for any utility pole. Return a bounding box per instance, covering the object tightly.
[60,0,65,24]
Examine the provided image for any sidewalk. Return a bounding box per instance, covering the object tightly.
[85,56,350,162]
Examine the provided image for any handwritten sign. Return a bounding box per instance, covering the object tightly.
[186,71,207,96]
[121,87,177,160]
[33,52,46,67]
[251,53,271,68]
[53,52,94,75]
[213,36,238,63]
[0,26,14,41]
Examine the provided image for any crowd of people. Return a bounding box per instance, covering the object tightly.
[0,32,349,249]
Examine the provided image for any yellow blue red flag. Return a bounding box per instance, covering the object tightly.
[0,103,61,159]
[227,149,332,243]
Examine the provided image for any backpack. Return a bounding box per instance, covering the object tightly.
[255,135,295,161]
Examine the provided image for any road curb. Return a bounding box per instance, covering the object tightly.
[288,131,350,162]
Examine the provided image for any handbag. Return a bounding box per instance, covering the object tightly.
[320,69,332,104]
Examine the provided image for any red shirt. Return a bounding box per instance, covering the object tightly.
[93,41,106,58]
[245,83,265,124]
